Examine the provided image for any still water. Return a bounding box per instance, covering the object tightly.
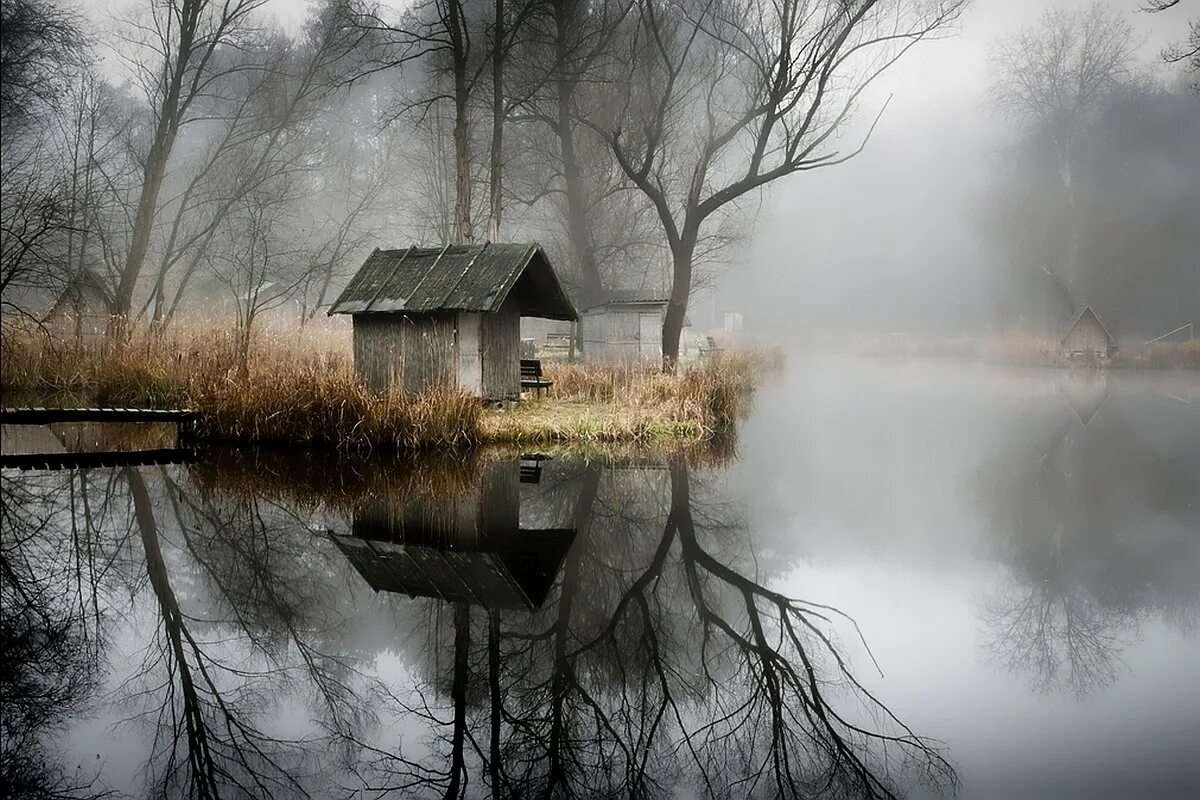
[3,358,1198,798]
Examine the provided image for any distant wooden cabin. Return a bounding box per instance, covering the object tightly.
[328,244,577,399]
[43,268,112,338]
[582,292,681,363]
[1061,305,1117,359]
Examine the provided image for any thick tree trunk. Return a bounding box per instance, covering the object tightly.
[662,235,696,371]
[446,602,471,799]
[554,2,604,307]
[114,130,176,322]
[112,0,205,324]
[488,0,504,241]
[449,0,473,245]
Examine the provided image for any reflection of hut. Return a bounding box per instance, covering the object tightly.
[327,244,577,399]
[582,292,679,363]
[1061,306,1117,359]
[331,460,578,610]
[1065,374,1108,429]
[1060,374,1110,426]
[43,268,112,338]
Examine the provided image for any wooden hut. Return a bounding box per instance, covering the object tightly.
[581,291,677,363]
[43,267,112,338]
[328,243,577,399]
[1061,305,1117,359]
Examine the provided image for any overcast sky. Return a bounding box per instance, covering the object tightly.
[721,0,1190,337]
[88,0,1192,335]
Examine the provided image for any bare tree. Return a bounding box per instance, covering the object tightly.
[354,0,489,245]
[597,0,967,368]
[110,0,270,322]
[148,6,365,322]
[1142,0,1200,90]
[0,0,86,138]
[990,3,1135,296]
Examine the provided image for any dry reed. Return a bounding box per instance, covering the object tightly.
[2,316,760,449]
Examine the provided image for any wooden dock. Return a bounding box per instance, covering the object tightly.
[0,448,203,471]
[0,407,204,470]
[0,407,200,426]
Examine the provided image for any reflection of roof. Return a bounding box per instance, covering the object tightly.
[1060,376,1111,426]
[327,243,577,321]
[1061,305,1115,345]
[331,527,576,610]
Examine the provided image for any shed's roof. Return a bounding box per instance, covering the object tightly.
[583,289,670,311]
[327,243,576,320]
[1061,305,1116,345]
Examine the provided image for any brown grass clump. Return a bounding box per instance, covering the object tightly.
[980,331,1066,367]
[1,316,480,450]
[2,316,762,449]
[1112,340,1200,369]
[482,353,755,443]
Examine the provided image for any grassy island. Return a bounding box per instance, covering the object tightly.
[1,319,765,450]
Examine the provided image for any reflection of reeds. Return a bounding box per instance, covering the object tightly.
[187,446,486,511]
[186,440,737,509]
[0,421,178,454]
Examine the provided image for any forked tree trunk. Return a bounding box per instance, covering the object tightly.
[488,0,504,241]
[662,235,696,371]
[448,0,474,245]
[113,2,202,323]
[554,1,604,307]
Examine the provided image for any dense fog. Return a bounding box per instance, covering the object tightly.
[1,0,1196,354]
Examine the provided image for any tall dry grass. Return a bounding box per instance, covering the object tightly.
[2,316,763,448]
[548,353,751,421]
[1,317,481,450]
[1113,340,1200,369]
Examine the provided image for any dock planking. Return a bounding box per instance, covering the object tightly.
[0,407,200,425]
[0,448,204,471]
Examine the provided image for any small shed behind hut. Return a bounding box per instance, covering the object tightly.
[581,292,679,363]
[1061,305,1117,359]
[328,243,576,399]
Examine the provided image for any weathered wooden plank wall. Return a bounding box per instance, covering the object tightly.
[481,297,520,399]
[581,306,665,363]
[353,313,455,392]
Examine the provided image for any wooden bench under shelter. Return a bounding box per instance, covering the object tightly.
[698,336,722,359]
[520,359,553,396]
[543,332,572,353]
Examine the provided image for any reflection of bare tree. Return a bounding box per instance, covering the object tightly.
[1,469,114,799]
[123,467,326,798]
[4,448,959,798]
[977,397,1200,696]
[347,456,954,799]
[980,578,1124,697]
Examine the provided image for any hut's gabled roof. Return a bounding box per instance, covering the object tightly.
[1061,304,1116,345]
[327,242,577,320]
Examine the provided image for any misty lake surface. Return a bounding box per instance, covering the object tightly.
[3,357,1198,799]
